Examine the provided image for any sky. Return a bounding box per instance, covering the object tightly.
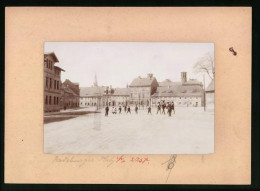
[44,42,214,88]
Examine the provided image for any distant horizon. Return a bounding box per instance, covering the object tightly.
[45,42,214,88]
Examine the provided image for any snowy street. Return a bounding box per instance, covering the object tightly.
[44,107,214,154]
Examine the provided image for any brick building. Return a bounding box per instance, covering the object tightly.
[44,52,65,112]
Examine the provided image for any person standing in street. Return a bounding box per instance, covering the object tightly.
[171,102,175,115]
[119,105,122,114]
[135,105,138,114]
[127,106,131,114]
[167,104,172,117]
[162,102,166,115]
[157,103,161,114]
[105,105,109,116]
[166,102,169,114]
[148,105,152,115]
[124,105,127,113]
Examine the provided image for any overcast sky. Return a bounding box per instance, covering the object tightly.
[44,42,214,88]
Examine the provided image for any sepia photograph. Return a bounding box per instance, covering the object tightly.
[43,42,215,154]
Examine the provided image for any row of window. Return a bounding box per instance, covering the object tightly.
[45,96,59,105]
[46,77,60,90]
[45,59,53,70]
[155,97,199,100]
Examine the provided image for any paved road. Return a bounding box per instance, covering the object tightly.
[44,107,214,154]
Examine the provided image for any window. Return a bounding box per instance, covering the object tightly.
[50,78,52,88]
[57,97,59,105]
[49,96,52,105]
[45,96,48,105]
[46,77,48,88]
[57,81,59,90]
[44,59,47,68]
[54,96,56,105]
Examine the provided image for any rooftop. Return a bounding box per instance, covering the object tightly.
[129,76,158,87]
[152,84,203,97]
[44,52,59,62]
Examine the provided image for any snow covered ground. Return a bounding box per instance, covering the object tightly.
[44,107,214,154]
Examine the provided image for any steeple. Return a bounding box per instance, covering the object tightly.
[94,73,98,87]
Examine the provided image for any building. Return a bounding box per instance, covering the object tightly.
[44,52,65,112]
[61,79,80,109]
[205,79,215,111]
[108,88,131,106]
[129,73,159,106]
[80,86,105,107]
[152,72,204,107]
[79,74,106,108]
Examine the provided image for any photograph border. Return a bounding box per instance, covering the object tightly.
[1,0,259,190]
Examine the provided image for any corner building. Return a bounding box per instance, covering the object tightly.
[44,52,65,112]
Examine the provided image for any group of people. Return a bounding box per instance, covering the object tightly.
[156,102,175,116]
[105,105,132,116]
[104,101,175,117]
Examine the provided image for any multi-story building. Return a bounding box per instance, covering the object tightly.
[108,88,130,106]
[61,79,80,109]
[129,73,159,106]
[152,72,204,107]
[44,52,65,112]
[80,86,105,107]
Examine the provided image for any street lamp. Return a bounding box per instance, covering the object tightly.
[104,86,114,106]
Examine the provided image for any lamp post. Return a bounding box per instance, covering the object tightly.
[104,86,114,107]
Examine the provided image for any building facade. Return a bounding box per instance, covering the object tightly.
[129,73,159,106]
[61,79,80,109]
[107,88,130,106]
[44,52,65,112]
[80,86,105,107]
[152,72,204,107]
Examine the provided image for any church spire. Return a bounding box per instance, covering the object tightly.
[94,73,98,87]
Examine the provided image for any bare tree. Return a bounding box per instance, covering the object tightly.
[193,52,214,80]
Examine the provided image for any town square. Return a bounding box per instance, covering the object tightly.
[44,42,215,154]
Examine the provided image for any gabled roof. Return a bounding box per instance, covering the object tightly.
[159,79,202,87]
[159,79,182,87]
[206,79,215,92]
[129,76,158,87]
[63,79,80,95]
[44,52,59,62]
[183,79,203,86]
[62,84,75,95]
[54,66,65,72]
[152,84,203,97]
[80,87,106,97]
[112,88,131,96]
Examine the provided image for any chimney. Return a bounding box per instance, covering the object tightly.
[147,73,153,79]
[181,72,187,83]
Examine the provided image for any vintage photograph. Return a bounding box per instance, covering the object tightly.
[44,42,215,154]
